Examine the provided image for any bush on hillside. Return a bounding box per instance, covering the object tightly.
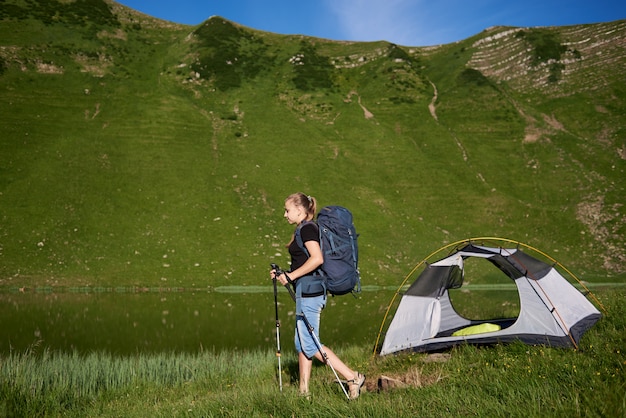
[291,41,334,91]
[515,29,566,65]
[191,17,272,91]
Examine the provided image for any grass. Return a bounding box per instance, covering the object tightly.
[0,289,623,417]
[1,9,624,289]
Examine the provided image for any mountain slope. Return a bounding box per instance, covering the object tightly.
[0,0,624,288]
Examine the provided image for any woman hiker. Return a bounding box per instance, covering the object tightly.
[270,192,365,399]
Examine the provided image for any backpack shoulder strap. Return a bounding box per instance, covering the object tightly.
[295,220,318,257]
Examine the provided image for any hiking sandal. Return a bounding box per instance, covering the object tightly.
[347,372,365,399]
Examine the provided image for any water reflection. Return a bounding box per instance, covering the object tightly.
[0,287,393,355]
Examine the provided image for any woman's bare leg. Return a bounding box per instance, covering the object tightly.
[299,352,313,394]
[313,345,357,381]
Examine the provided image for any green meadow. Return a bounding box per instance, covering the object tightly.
[0,2,623,289]
[0,1,625,416]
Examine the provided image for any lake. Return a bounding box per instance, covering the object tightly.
[5,282,609,355]
[0,286,394,355]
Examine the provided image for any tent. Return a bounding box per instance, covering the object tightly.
[377,238,602,355]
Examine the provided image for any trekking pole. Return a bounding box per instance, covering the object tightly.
[272,274,283,392]
[298,310,351,400]
[270,263,294,392]
[271,263,296,301]
[271,263,350,400]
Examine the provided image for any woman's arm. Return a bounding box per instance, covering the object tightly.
[287,240,323,281]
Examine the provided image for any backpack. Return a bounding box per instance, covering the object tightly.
[295,206,361,296]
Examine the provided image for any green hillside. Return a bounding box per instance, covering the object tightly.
[1,0,624,289]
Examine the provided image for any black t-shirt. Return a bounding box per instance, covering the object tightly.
[288,222,319,272]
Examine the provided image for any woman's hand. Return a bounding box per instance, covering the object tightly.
[270,268,290,286]
[277,272,289,286]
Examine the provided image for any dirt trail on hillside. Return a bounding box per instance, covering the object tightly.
[427,80,469,163]
[346,91,374,119]
[428,80,438,121]
[359,95,374,119]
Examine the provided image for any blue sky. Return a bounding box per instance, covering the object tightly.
[115,0,625,46]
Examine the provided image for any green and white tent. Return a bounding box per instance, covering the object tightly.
[377,239,602,355]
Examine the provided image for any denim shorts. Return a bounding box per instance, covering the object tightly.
[294,280,326,358]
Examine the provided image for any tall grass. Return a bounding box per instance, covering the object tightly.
[0,347,275,416]
[1,289,623,417]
